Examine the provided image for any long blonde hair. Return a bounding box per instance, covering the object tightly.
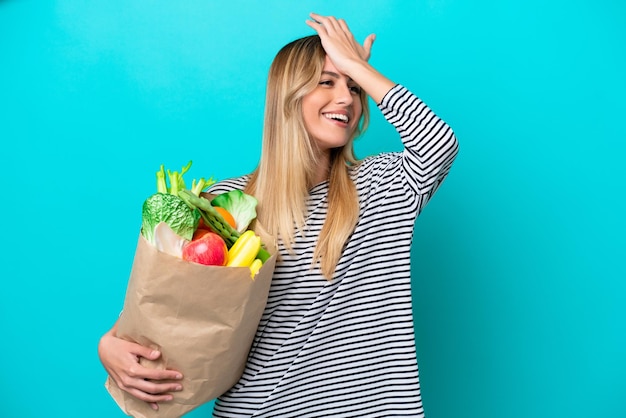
[246,35,369,279]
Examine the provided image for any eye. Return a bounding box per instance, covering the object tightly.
[319,79,334,87]
[349,85,362,95]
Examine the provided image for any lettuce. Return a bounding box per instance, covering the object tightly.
[211,190,258,233]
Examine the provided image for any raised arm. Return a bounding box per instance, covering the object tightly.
[307,13,459,200]
[305,13,395,104]
[379,85,459,199]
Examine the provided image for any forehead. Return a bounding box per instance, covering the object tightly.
[322,56,339,72]
[321,56,355,82]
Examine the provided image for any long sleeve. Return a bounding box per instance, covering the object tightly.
[212,85,458,418]
[378,84,459,206]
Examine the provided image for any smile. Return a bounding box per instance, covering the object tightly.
[323,113,349,123]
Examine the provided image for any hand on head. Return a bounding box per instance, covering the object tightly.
[305,13,376,75]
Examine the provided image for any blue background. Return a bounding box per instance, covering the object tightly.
[1,1,624,417]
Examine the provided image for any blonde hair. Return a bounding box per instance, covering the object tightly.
[246,35,369,279]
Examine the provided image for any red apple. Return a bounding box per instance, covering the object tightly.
[182,231,228,266]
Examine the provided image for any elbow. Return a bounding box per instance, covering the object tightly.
[446,125,460,159]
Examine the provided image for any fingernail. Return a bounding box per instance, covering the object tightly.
[175,373,183,379]
[151,403,159,410]
[150,350,159,357]
[175,385,183,391]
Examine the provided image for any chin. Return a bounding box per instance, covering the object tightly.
[316,138,351,151]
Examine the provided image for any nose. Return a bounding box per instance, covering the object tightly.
[334,81,354,105]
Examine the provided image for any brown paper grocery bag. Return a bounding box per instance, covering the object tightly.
[105,224,276,418]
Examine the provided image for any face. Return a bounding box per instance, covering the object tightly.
[301,56,363,153]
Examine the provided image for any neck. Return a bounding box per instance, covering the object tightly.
[311,149,331,188]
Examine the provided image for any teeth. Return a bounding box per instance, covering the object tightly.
[324,113,349,123]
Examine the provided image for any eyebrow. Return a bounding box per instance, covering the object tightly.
[321,70,356,83]
[322,70,340,78]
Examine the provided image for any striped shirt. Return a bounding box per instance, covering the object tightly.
[209,85,459,417]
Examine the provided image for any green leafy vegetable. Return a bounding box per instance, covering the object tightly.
[210,190,258,233]
[142,193,200,244]
[178,190,270,262]
[141,161,216,244]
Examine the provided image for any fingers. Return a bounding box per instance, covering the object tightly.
[121,383,179,404]
[307,13,375,62]
[305,14,325,34]
[308,13,347,36]
[128,341,161,361]
[99,333,184,405]
[118,372,183,403]
[338,18,350,33]
[136,364,183,382]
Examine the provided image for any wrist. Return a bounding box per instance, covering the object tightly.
[348,61,395,104]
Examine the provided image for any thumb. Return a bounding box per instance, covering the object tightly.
[130,342,161,360]
[363,33,376,61]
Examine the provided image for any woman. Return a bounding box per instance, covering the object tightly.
[99,13,458,417]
